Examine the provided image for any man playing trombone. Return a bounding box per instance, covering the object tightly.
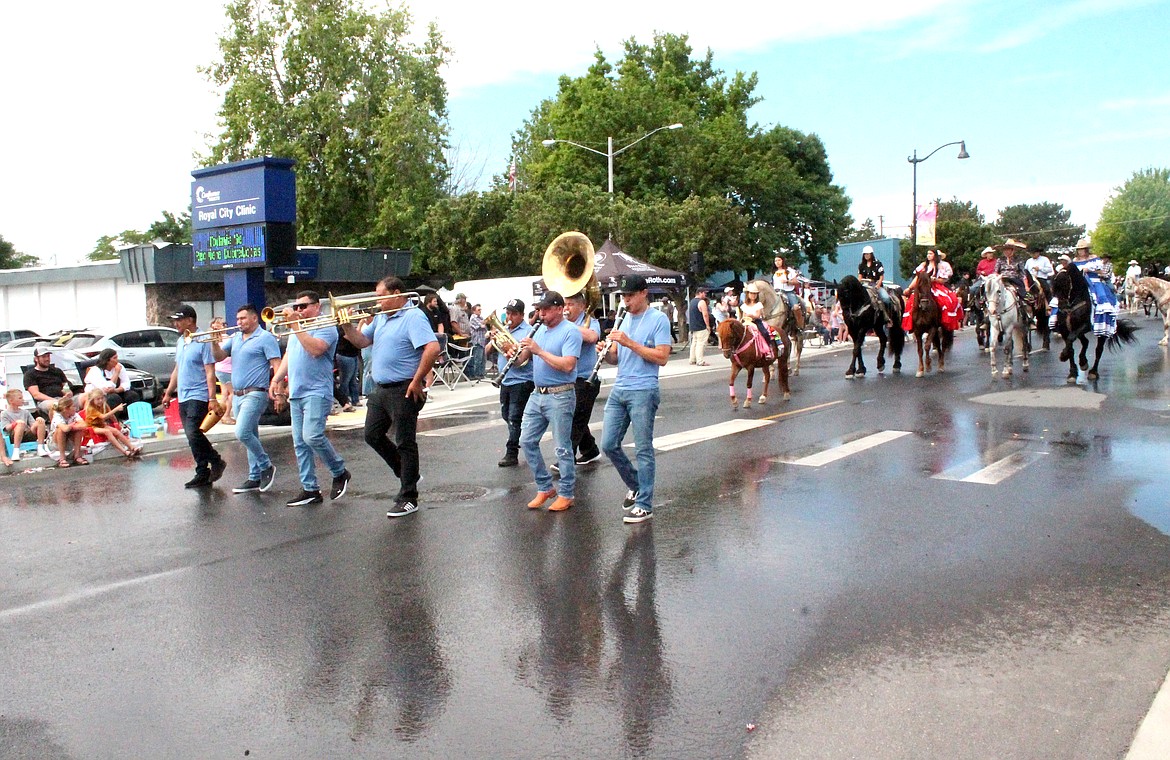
[268,291,351,507]
[486,298,534,468]
[339,276,439,518]
[211,304,282,494]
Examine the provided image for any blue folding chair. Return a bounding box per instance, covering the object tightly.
[126,401,159,439]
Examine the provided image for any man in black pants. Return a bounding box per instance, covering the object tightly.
[160,305,226,488]
[564,291,602,467]
[487,299,535,467]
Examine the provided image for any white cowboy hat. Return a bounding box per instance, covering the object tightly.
[1000,238,1027,250]
[1129,259,1139,265]
[930,249,947,259]
[1058,253,1072,262]
[980,246,997,256]
[1075,237,1091,249]
[744,282,760,294]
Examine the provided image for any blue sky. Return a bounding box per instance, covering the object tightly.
[2,0,1167,264]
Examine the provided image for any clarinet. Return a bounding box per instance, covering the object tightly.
[492,317,543,388]
[586,305,628,383]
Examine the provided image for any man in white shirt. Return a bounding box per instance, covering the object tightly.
[1025,247,1056,303]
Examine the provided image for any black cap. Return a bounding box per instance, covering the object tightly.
[168,304,197,321]
[534,291,565,309]
[618,274,648,294]
[505,298,525,313]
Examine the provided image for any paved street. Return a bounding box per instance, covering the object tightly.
[2,325,1170,759]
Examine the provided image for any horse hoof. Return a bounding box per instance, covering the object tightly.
[845,370,854,379]
[1088,372,1098,381]
[783,392,791,400]
[791,369,800,377]
[1003,369,1012,378]
[916,370,924,378]
[991,369,999,376]
[1066,376,1077,384]
[743,399,752,408]
[1161,339,1168,346]
[759,396,767,405]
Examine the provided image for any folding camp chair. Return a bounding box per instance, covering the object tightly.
[434,342,473,390]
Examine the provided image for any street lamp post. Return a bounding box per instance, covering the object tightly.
[542,123,683,194]
[908,140,969,246]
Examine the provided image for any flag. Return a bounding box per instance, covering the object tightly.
[915,202,937,246]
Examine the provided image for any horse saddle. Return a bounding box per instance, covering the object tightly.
[863,284,899,325]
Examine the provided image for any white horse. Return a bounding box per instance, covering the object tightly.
[983,273,1031,377]
[1134,276,1170,345]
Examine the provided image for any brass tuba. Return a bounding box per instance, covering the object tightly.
[542,231,600,311]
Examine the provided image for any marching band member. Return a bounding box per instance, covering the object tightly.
[564,291,602,467]
[488,299,535,468]
[340,276,439,518]
[162,305,226,488]
[268,291,351,507]
[517,290,581,512]
[599,274,672,524]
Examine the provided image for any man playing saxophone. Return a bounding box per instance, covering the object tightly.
[486,299,534,468]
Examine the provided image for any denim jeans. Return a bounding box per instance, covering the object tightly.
[361,347,374,396]
[291,395,346,491]
[179,399,222,475]
[601,386,660,511]
[468,344,486,379]
[520,388,576,497]
[233,390,272,480]
[364,383,426,503]
[499,380,534,457]
[335,354,360,405]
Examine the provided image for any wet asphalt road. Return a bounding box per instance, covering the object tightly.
[3,324,1170,759]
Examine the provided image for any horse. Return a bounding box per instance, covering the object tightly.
[905,275,953,378]
[834,275,904,378]
[747,279,806,376]
[716,318,790,410]
[1134,276,1170,345]
[1050,265,1139,382]
[982,273,1031,377]
[967,278,991,351]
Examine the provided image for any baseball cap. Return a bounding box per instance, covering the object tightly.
[533,291,565,309]
[505,298,525,313]
[33,345,51,357]
[168,304,197,320]
[618,274,648,294]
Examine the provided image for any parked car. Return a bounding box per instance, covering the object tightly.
[79,327,182,384]
[0,329,40,345]
[0,336,52,351]
[0,347,160,408]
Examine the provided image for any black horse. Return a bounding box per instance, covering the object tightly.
[836,275,904,378]
[1051,265,1138,382]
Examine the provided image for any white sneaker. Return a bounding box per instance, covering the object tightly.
[11,451,19,462]
[38,444,51,457]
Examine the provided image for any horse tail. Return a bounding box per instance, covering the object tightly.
[890,317,905,355]
[941,328,954,352]
[1106,318,1140,350]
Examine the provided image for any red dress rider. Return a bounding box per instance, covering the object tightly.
[903,249,964,331]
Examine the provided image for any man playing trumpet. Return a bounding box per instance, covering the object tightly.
[485,299,535,468]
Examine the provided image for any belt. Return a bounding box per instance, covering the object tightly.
[237,386,268,395]
[536,383,575,394]
[377,380,409,389]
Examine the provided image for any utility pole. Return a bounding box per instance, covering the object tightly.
[878,216,884,237]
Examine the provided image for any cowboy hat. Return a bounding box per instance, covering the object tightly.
[980,246,997,256]
[743,282,760,294]
[1058,253,1072,263]
[928,249,947,259]
[1075,237,1091,249]
[1129,259,1139,265]
[998,238,1027,250]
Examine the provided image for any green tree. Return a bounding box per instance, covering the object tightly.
[1095,168,1170,267]
[993,202,1083,254]
[900,198,996,278]
[842,218,880,243]
[147,209,192,244]
[510,33,851,278]
[204,0,451,249]
[0,234,38,269]
[88,230,153,261]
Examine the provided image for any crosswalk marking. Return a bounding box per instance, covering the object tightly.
[935,450,1048,484]
[421,419,504,437]
[931,440,1025,481]
[647,419,773,452]
[781,430,912,467]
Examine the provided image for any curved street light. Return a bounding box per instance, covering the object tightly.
[908,140,969,246]
[542,123,683,194]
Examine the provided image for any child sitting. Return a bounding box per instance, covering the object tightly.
[50,395,89,468]
[84,393,141,459]
[2,388,50,464]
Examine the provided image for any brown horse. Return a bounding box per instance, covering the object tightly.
[717,319,790,410]
[906,276,954,377]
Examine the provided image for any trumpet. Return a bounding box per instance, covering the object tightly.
[492,316,543,388]
[187,324,245,343]
[586,305,627,383]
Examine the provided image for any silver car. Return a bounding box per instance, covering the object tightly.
[82,327,182,384]
[0,347,160,408]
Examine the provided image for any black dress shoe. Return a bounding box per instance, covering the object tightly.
[497,455,518,467]
[185,473,212,488]
[210,459,227,483]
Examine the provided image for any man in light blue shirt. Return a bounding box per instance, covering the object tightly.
[488,299,534,468]
[212,304,282,494]
[340,276,440,518]
[517,290,582,512]
[599,274,672,524]
[161,304,226,489]
[269,291,350,507]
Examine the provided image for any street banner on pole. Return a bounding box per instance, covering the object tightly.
[916,202,937,246]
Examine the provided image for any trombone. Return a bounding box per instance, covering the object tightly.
[187,324,244,343]
[263,291,422,336]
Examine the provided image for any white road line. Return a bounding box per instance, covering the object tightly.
[935,450,1047,484]
[421,419,504,437]
[783,430,912,467]
[931,440,1026,481]
[648,419,773,452]
[1127,666,1170,759]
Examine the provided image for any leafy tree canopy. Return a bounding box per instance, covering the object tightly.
[0,234,38,269]
[148,209,192,245]
[204,0,451,249]
[842,218,880,243]
[993,202,1083,254]
[1095,167,1170,266]
[508,32,851,279]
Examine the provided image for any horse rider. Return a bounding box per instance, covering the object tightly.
[1070,237,1120,337]
[994,239,1036,307]
[857,245,894,314]
[738,283,777,359]
[1123,259,1143,309]
[1025,245,1056,303]
[772,254,806,329]
[975,246,998,281]
[904,249,964,332]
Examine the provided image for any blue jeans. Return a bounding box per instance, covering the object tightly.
[520,388,576,497]
[601,386,660,511]
[361,347,374,396]
[290,395,346,491]
[233,391,272,480]
[468,344,486,379]
[335,354,360,405]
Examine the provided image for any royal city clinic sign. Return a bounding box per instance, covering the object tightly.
[190,157,296,270]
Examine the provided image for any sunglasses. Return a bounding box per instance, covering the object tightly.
[293,303,312,311]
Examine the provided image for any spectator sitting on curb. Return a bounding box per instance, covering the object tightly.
[2,388,50,461]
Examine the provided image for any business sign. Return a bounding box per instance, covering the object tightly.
[192,222,296,270]
[272,252,320,280]
[191,158,296,231]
